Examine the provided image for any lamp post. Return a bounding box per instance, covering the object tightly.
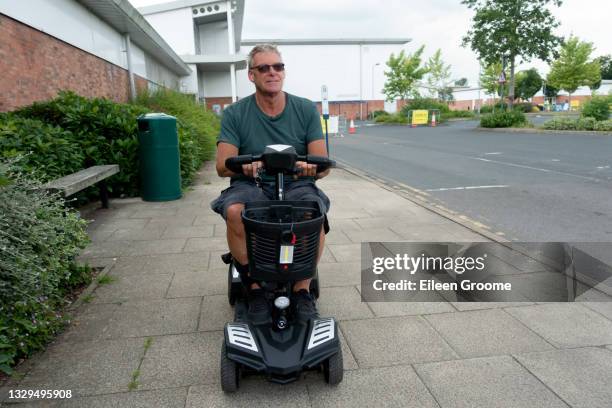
[371,63,380,118]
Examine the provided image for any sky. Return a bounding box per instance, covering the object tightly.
[129,0,611,87]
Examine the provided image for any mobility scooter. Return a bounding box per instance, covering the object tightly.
[219,144,343,392]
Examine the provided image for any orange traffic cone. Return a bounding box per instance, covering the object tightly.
[349,118,356,134]
[431,112,437,127]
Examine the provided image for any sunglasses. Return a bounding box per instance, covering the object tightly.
[250,63,285,73]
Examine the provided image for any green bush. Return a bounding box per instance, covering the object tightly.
[374,112,408,124]
[542,117,577,130]
[134,89,220,186]
[442,110,476,120]
[480,110,527,128]
[512,102,534,113]
[0,115,84,182]
[581,96,611,121]
[543,117,612,131]
[401,98,450,116]
[594,119,612,131]
[370,110,388,119]
[14,91,148,197]
[479,103,508,114]
[0,158,90,375]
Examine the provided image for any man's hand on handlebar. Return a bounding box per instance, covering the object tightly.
[242,160,263,178]
[296,161,317,177]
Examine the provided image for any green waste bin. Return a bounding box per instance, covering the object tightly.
[137,113,182,201]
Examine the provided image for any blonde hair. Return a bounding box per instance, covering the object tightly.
[248,44,282,69]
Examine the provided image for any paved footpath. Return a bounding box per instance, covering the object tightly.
[2,162,612,407]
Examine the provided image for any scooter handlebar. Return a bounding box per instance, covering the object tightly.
[225,154,261,174]
[299,155,335,173]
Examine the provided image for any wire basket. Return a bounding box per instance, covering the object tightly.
[242,200,324,282]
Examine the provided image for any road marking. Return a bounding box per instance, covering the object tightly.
[425,185,508,192]
[484,152,503,155]
[597,165,610,170]
[551,159,560,162]
[470,157,601,182]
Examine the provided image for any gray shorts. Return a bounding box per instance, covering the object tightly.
[210,179,331,221]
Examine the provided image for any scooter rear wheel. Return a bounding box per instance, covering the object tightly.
[220,342,239,392]
[323,347,344,385]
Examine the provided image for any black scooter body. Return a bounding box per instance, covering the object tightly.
[220,145,342,391]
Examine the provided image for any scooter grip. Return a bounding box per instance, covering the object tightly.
[305,155,335,173]
[225,155,253,174]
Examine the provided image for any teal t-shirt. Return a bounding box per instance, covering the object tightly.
[217,93,323,181]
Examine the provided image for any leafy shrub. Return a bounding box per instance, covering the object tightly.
[442,110,476,119]
[543,117,612,131]
[542,117,577,130]
[401,98,450,116]
[581,96,611,121]
[0,116,84,182]
[374,113,408,124]
[370,110,388,119]
[480,110,527,128]
[14,91,148,197]
[479,102,507,114]
[513,102,534,113]
[0,158,90,375]
[594,120,612,131]
[133,89,220,186]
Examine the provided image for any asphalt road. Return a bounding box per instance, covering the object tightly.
[329,120,612,242]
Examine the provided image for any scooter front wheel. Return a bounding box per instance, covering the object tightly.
[323,347,344,385]
[220,342,239,392]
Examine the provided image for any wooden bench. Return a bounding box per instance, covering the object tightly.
[43,164,119,208]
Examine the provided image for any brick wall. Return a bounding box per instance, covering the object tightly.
[314,101,385,120]
[0,14,147,112]
[205,97,233,112]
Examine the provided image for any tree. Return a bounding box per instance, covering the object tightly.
[547,36,601,103]
[592,55,611,89]
[462,0,563,109]
[438,87,455,102]
[480,62,508,98]
[543,82,559,98]
[454,78,469,87]
[382,46,429,102]
[425,49,452,100]
[515,68,543,101]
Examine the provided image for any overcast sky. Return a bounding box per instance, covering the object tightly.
[129,0,611,86]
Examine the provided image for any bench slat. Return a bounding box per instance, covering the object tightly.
[44,165,119,197]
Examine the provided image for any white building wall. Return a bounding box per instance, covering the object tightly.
[197,21,229,54]
[199,71,232,98]
[143,8,196,55]
[236,43,409,101]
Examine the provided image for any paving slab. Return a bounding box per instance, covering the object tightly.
[89,219,150,232]
[104,298,201,338]
[161,225,214,239]
[128,208,179,218]
[326,244,361,263]
[109,252,210,276]
[414,355,569,408]
[505,303,612,347]
[122,239,187,256]
[367,301,456,317]
[317,286,374,321]
[57,387,187,408]
[183,236,231,252]
[340,316,458,367]
[166,268,226,298]
[316,262,362,287]
[424,309,554,358]
[90,273,173,303]
[306,365,437,408]
[108,226,166,241]
[16,338,144,397]
[60,303,120,343]
[450,301,534,311]
[322,229,352,244]
[138,332,224,390]
[514,347,612,408]
[198,295,234,331]
[185,382,311,408]
[146,215,197,228]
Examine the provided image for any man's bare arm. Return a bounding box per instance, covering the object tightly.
[215,142,262,178]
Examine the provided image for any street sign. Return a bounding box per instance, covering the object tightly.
[321,85,329,119]
[498,72,506,84]
[412,110,429,126]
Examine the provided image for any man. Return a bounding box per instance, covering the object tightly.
[211,44,331,323]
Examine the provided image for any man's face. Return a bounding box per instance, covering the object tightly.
[248,51,285,95]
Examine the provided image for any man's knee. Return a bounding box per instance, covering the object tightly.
[226,203,245,227]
